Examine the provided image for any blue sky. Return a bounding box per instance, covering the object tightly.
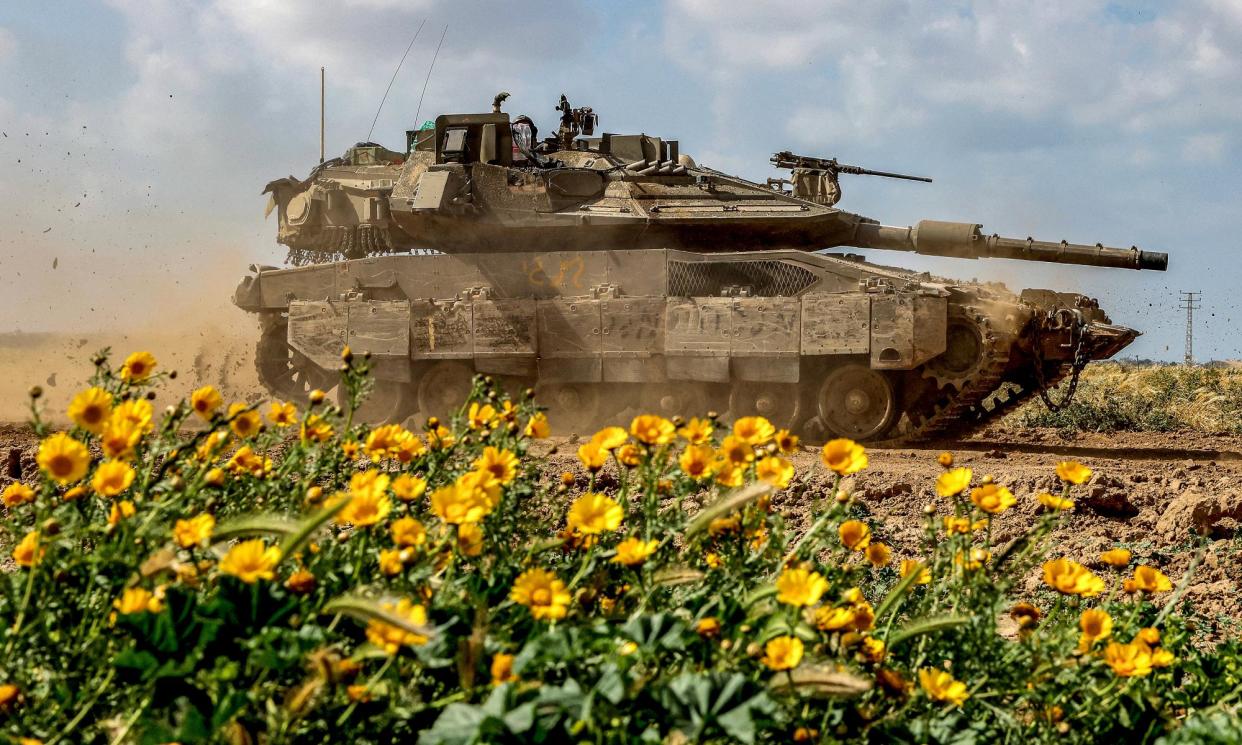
[0,0,1239,361]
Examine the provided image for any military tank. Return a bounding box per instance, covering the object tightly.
[234,94,1167,441]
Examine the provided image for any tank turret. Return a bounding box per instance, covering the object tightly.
[237,93,1168,442]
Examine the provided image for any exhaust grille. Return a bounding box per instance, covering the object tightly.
[667,260,817,297]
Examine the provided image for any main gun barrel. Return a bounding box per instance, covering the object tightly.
[852,220,1168,271]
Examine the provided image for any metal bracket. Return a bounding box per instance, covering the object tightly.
[589,283,620,299]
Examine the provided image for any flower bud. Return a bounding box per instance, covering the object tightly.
[28,386,42,399]
[169,370,178,380]
[42,518,60,536]
[309,389,326,405]
[340,345,353,363]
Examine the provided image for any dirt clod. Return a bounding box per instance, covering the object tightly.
[1156,488,1242,540]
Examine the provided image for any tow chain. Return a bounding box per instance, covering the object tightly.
[1032,319,1089,412]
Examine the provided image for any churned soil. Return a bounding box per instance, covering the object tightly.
[3,421,1241,639]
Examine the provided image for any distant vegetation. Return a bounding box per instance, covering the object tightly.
[1013,362,1242,435]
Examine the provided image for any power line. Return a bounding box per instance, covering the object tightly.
[1179,290,1201,365]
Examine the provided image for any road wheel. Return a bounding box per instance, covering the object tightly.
[254,320,335,404]
[729,381,800,429]
[818,363,899,441]
[641,383,713,421]
[416,361,476,421]
[340,378,416,425]
[536,383,604,434]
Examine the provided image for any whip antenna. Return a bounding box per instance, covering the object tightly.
[413,24,449,132]
[367,18,427,142]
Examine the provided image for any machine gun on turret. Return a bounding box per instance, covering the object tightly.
[771,151,931,207]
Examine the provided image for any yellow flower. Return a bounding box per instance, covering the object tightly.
[391,474,428,502]
[678,417,713,444]
[900,559,931,585]
[970,483,1016,514]
[858,636,886,663]
[2,483,35,508]
[613,537,658,566]
[228,403,262,439]
[1010,601,1042,630]
[491,653,518,685]
[1100,548,1132,567]
[865,542,892,567]
[427,423,455,449]
[821,438,867,476]
[918,668,969,706]
[430,484,488,525]
[1127,565,1173,593]
[300,414,334,443]
[219,539,281,583]
[937,451,954,468]
[363,424,404,460]
[1137,627,1161,645]
[839,520,871,551]
[365,598,429,653]
[775,429,799,454]
[1056,460,1093,485]
[630,414,676,446]
[341,440,360,460]
[392,430,426,464]
[814,605,857,631]
[120,351,157,382]
[173,513,216,548]
[943,516,985,535]
[525,412,551,438]
[349,469,390,500]
[0,683,18,709]
[114,587,163,615]
[12,531,44,568]
[732,416,775,445]
[1150,645,1176,668]
[756,456,795,489]
[718,435,755,467]
[591,426,629,451]
[112,398,154,432]
[378,548,404,576]
[284,569,316,594]
[37,432,90,485]
[761,636,804,671]
[714,462,745,488]
[190,386,222,421]
[776,567,830,607]
[1042,558,1106,597]
[338,482,392,528]
[196,430,229,461]
[1078,608,1113,650]
[677,444,715,480]
[577,441,608,472]
[1104,641,1153,677]
[62,485,86,502]
[704,552,722,569]
[268,401,297,427]
[100,417,143,461]
[695,617,721,637]
[510,568,571,621]
[108,500,136,527]
[474,446,519,485]
[567,492,623,535]
[68,386,113,433]
[392,516,427,547]
[91,460,135,498]
[226,445,272,477]
[955,548,991,571]
[455,470,501,510]
[467,402,497,430]
[935,467,972,497]
[616,443,642,467]
[458,523,483,556]
[1037,492,1075,511]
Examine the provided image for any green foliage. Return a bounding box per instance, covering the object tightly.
[0,352,1238,743]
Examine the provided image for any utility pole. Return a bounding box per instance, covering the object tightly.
[319,66,325,164]
[1179,290,1201,365]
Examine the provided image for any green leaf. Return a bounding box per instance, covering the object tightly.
[685,482,772,538]
[768,665,872,698]
[322,595,437,642]
[209,515,300,544]
[278,496,350,563]
[874,561,927,621]
[885,615,970,647]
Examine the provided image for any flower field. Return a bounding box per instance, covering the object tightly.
[0,350,1240,744]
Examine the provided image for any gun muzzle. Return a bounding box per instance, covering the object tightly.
[853,220,1168,271]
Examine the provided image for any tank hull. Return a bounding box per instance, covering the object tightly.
[234,248,1137,441]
